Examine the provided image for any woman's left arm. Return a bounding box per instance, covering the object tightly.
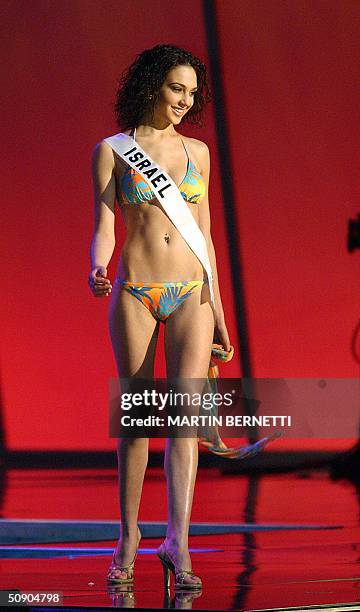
[197,142,231,352]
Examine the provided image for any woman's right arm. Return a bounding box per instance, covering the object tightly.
[88,141,116,297]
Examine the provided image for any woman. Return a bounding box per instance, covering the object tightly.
[88,44,231,590]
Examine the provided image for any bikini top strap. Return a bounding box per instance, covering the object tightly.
[180,137,190,162]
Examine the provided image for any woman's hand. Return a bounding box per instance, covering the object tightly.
[213,316,231,352]
[88,266,112,297]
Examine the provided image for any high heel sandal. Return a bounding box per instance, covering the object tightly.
[107,526,141,584]
[157,545,202,591]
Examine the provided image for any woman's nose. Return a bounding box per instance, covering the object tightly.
[180,92,192,107]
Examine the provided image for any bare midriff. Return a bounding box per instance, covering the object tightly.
[114,167,204,283]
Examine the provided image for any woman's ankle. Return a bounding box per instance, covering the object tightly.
[164,536,189,551]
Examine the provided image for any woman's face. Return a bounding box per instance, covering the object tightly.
[153,64,198,126]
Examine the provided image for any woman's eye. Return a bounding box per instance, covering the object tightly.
[171,87,196,96]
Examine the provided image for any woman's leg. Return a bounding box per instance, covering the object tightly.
[108,283,160,565]
[162,283,214,577]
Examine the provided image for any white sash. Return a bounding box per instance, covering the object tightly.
[103,131,215,307]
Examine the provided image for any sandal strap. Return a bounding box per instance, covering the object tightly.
[107,564,134,580]
[158,547,202,585]
[176,570,201,583]
[109,552,136,571]
[109,530,141,571]
[107,554,137,581]
[109,561,134,571]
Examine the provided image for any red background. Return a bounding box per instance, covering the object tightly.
[1,0,359,450]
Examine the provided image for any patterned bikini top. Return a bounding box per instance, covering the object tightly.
[119,128,206,205]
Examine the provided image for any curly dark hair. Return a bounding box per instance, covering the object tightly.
[114,44,211,130]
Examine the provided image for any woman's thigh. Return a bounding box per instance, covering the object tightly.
[164,282,215,378]
[108,284,160,378]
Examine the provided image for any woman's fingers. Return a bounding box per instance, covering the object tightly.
[214,322,231,352]
[93,286,112,296]
[94,281,112,294]
[88,271,112,297]
[94,277,111,286]
[95,286,111,295]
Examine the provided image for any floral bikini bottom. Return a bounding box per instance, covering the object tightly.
[114,279,207,323]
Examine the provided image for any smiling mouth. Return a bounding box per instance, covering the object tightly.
[171,107,187,116]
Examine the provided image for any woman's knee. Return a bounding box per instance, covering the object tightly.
[117,437,149,452]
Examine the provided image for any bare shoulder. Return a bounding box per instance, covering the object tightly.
[92,140,115,169]
[182,135,209,155]
[92,133,129,174]
[182,135,210,172]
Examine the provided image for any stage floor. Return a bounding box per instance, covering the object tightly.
[0,461,359,611]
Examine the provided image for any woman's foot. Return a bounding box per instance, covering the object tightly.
[113,527,141,565]
[157,541,202,590]
[107,527,141,583]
